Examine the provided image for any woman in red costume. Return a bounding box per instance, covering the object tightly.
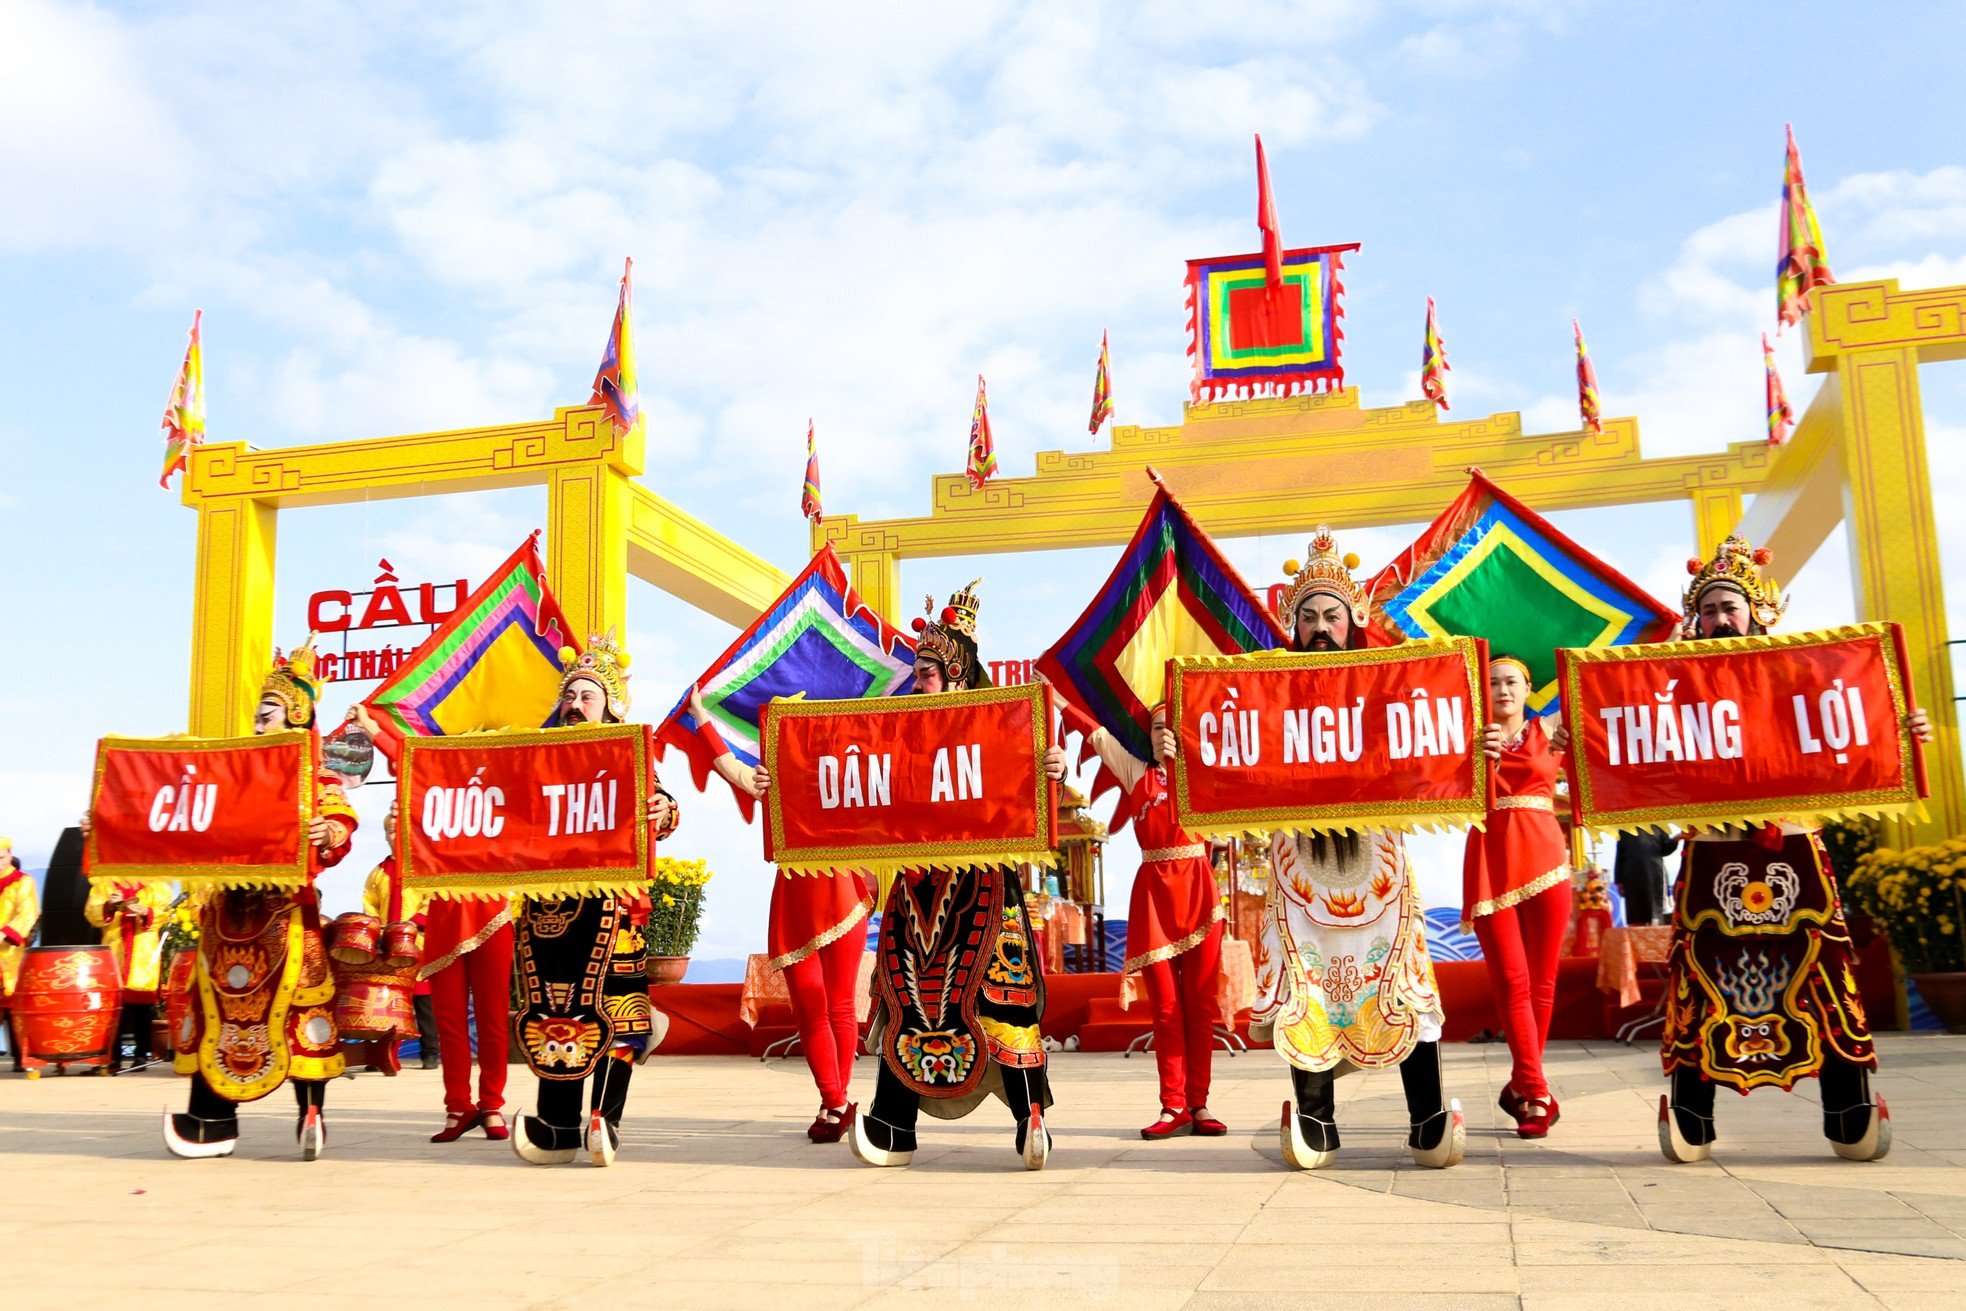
[690,685,870,1143]
[1466,655,1572,1139]
[1087,707,1227,1140]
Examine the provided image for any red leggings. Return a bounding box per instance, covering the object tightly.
[782,930,861,1108]
[1472,880,1572,1102]
[427,925,513,1116]
[1139,922,1224,1111]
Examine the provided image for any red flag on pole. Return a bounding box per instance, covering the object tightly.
[159,309,205,489]
[800,420,824,521]
[1088,331,1114,436]
[1421,298,1450,412]
[1255,134,1284,290]
[590,257,639,437]
[966,375,998,488]
[1777,124,1835,330]
[1764,334,1794,446]
[1573,318,1602,435]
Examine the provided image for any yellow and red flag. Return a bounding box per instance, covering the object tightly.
[590,257,639,437]
[1777,124,1835,329]
[800,420,823,522]
[966,374,998,488]
[1421,297,1450,411]
[1573,318,1601,434]
[1088,331,1114,435]
[1255,134,1284,289]
[1763,333,1794,446]
[158,310,205,489]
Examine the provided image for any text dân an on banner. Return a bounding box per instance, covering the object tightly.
[398,723,654,899]
[760,683,1057,877]
[87,732,314,890]
[1168,637,1490,837]
[1558,622,1927,834]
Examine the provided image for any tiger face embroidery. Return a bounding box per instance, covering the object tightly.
[523,1016,604,1070]
[897,1029,976,1087]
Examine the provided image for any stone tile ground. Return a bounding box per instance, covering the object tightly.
[4,1035,1963,1309]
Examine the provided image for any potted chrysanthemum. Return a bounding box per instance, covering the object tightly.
[645,857,712,985]
[1847,840,1966,1032]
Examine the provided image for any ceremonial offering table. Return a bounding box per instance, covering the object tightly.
[737,950,875,1059]
[1595,925,1677,1042]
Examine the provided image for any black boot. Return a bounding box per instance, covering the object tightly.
[1822,1055,1891,1161]
[163,1076,240,1159]
[293,1078,327,1160]
[1291,1065,1340,1152]
[853,1065,920,1166]
[1660,1065,1717,1162]
[514,1076,583,1164]
[586,1059,632,1166]
[1005,1066,1051,1169]
[1401,1041,1463,1168]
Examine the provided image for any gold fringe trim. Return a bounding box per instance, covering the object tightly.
[774,847,1059,880]
[1120,905,1225,976]
[91,871,308,893]
[766,894,874,972]
[1577,798,1924,841]
[1182,810,1485,842]
[409,877,654,901]
[1466,864,1571,922]
[416,907,514,980]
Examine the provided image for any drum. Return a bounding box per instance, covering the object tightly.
[381,920,422,970]
[14,945,122,1076]
[332,964,418,1041]
[328,913,381,965]
[162,950,198,1062]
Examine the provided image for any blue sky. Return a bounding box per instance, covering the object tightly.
[4,1,1964,954]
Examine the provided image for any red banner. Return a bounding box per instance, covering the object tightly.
[1559,622,1925,833]
[87,732,312,890]
[398,723,653,899]
[761,683,1056,875]
[1169,637,1490,836]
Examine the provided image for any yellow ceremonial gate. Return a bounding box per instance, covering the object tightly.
[179,277,1966,846]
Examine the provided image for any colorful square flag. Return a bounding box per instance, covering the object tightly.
[1185,242,1358,403]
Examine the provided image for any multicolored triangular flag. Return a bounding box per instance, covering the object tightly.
[1088,331,1114,436]
[1777,124,1835,330]
[1573,318,1602,434]
[1255,134,1284,289]
[1037,480,1286,828]
[1367,470,1677,718]
[590,257,639,437]
[656,545,916,821]
[1763,334,1794,446]
[159,310,205,489]
[800,420,823,522]
[355,532,574,758]
[1421,297,1450,412]
[966,374,998,488]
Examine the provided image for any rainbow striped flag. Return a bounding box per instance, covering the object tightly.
[656,545,915,820]
[966,374,997,488]
[356,533,573,756]
[1573,318,1601,434]
[800,420,823,521]
[1421,297,1450,412]
[1764,333,1794,446]
[159,310,205,489]
[1037,485,1285,768]
[1777,124,1835,329]
[1367,470,1677,718]
[591,257,639,437]
[1088,331,1114,435]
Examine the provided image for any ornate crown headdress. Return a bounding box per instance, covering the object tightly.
[911,580,982,683]
[557,626,633,717]
[261,633,324,728]
[1279,527,1369,628]
[1684,535,1786,630]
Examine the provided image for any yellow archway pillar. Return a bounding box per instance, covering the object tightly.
[1689,486,1744,559]
[547,461,633,645]
[187,495,279,737]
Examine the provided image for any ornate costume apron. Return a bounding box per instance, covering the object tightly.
[174,890,343,1100]
[512,895,654,1081]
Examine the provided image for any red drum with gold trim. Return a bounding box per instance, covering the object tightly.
[15,946,122,1076]
[328,913,381,965]
[162,950,197,1063]
[332,961,418,1041]
[381,920,422,970]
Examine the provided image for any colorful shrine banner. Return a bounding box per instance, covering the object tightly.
[1185,241,1358,402]
[1168,637,1490,837]
[398,724,653,899]
[760,683,1056,877]
[87,732,312,891]
[1558,622,1926,835]
[1368,470,1678,719]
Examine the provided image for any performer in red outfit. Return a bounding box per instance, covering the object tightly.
[1467,656,1573,1139]
[693,684,872,1142]
[1087,707,1227,1140]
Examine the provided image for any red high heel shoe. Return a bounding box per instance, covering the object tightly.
[809,1103,855,1144]
[481,1109,510,1141]
[1517,1096,1560,1140]
[431,1110,484,1143]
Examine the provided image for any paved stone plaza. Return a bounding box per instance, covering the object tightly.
[3,1035,1963,1309]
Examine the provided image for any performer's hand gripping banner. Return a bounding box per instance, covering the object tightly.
[1168,635,1490,836]
[397,723,654,899]
[87,732,314,890]
[760,683,1057,876]
[1557,621,1926,834]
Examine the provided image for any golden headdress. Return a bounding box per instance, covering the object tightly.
[557,626,633,718]
[911,580,983,685]
[260,634,324,728]
[1279,526,1369,629]
[1684,535,1786,630]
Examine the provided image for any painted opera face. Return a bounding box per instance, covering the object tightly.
[912,657,965,695]
[252,696,289,736]
[1695,588,1755,640]
[1295,593,1353,653]
[557,677,610,725]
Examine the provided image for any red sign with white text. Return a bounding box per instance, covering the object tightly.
[1559,622,1925,832]
[1169,637,1490,836]
[398,723,653,899]
[87,732,312,889]
[761,683,1056,874]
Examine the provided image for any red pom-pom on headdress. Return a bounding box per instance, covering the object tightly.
[1686,558,1703,575]
[1753,548,1774,566]
[910,617,928,633]
[941,606,958,626]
